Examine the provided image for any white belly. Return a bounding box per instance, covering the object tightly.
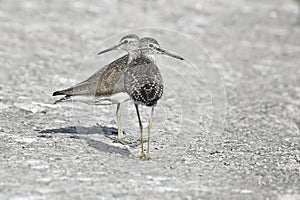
[58,92,131,105]
[94,92,130,105]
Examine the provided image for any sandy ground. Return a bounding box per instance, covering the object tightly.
[0,0,299,199]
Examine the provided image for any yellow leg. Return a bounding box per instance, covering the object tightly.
[147,107,154,159]
[135,104,145,158]
[116,103,123,142]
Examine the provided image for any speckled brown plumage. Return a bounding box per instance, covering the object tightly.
[53,54,129,98]
[124,54,163,107]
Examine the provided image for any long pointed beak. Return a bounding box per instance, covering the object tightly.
[155,47,184,60]
[97,43,122,55]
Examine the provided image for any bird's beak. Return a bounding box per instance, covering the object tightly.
[155,47,184,60]
[97,43,123,55]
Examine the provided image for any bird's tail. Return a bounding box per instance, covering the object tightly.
[53,90,65,96]
[53,95,71,104]
[53,89,72,104]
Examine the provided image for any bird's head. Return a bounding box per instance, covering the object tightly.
[97,34,140,55]
[138,37,184,60]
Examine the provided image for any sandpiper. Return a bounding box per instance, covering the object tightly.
[127,37,184,159]
[100,37,184,159]
[53,34,140,144]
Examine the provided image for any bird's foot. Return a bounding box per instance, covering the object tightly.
[145,153,153,160]
[128,153,155,161]
[123,137,147,148]
[140,155,155,161]
[113,138,132,145]
[128,141,142,148]
[128,152,146,160]
[136,152,155,161]
[139,152,146,159]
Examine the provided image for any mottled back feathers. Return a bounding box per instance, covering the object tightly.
[53,55,129,97]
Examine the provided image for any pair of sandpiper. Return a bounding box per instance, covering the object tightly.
[53,34,184,159]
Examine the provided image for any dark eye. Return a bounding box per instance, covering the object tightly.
[148,43,154,47]
[123,40,128,44]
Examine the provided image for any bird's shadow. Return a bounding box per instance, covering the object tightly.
[38,125,131,156]
[39,125,120,135]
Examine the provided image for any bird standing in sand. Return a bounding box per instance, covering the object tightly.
[100,37,184,159]
[53,34,140,144]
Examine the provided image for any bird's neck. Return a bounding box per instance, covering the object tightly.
[128,51,156,65]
